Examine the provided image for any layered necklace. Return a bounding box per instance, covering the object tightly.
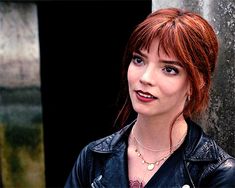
[132,129,187,171]
[134,148,172,171]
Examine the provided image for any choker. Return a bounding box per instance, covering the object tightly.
[132,128,187,152]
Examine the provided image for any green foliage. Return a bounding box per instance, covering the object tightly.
[9,154,23,174]
[0,87,41,105]
[2,124,45,188]
[5,124,42,153]
[0,86,45,187]
[31,113,42,124]
[0,105,42,127]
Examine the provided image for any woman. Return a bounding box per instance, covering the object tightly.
[65,8,235,188]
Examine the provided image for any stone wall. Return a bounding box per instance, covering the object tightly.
[152,0,235,157]
[0,3,45,187]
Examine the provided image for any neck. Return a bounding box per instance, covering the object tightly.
[133,114,188,151]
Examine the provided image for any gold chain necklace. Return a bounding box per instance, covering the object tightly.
[134,148,172,171]
[132,130,187,171]
[132,126,187,152]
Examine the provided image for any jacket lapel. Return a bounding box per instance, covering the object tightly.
[101,143,129,187]
[89,119,218,187]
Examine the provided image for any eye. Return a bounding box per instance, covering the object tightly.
[132,55,144,65]
[163,66,179,75]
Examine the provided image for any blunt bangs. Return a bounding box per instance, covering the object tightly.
[129,18,187,69]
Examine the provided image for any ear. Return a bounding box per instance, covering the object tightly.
[185,83,192,102]
[186,74,205,97]
[186,81,192,96]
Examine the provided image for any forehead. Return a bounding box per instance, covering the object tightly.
[139,38,178,60]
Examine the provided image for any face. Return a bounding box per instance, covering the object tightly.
[127,38,190,118]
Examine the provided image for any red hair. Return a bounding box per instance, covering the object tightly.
[116,8,219,127]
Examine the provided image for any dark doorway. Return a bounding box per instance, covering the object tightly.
[37,1,151,187]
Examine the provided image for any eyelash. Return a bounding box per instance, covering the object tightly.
[132,55,144,65]
[162,66,179,75]
[132,54,179,75]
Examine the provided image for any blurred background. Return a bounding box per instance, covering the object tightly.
[0,0,234,187]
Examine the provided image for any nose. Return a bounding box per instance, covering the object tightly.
[139,65,155,86]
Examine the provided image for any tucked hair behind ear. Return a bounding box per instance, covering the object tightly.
[116,8,219,127]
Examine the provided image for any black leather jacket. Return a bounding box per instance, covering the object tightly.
[65,119,235,188]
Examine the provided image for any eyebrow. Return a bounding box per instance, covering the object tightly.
[159,60,182,66]
[133,50,148,58]
[133,50,183,67]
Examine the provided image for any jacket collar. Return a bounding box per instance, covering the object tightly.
[89,119,135,153]
[184,119,218,162]
[90,118,218,162]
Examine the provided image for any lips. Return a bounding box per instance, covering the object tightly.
[135,90,157,102]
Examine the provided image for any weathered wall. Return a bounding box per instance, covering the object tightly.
[152,0,235,157]
[0,3,45,187]
[0,3,40,87]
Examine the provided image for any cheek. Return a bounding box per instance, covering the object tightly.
[159,79,189,97]
[160,84,177,96]
[127,64,135,86]
[127,66,134,98]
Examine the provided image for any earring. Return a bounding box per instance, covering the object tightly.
[187,95,191,101]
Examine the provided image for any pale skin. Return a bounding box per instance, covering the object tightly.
[127,38,190,186]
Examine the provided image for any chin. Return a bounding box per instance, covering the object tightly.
[132,106,153,116]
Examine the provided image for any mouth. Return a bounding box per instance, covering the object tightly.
[135,90,158,100]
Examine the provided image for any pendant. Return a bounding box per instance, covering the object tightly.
[147,163,155,171]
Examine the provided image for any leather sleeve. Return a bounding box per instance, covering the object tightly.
[64,146,90,188]
[203,158,235,187]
